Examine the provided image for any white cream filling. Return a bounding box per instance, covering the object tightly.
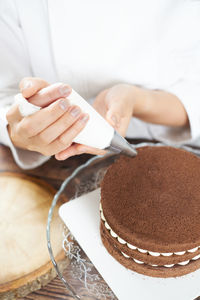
[121,252,200,268]
[100,203,200,259]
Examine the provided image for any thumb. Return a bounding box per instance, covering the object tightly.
[19,77,49,99]
[106,102,122,129]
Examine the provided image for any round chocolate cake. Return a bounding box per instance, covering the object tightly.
[100,146,200,277]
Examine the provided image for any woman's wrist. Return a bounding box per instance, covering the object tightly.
[129,85,188,127]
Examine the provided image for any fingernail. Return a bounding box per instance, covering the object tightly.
[59,99,69,111]
[70,107,81,117]
[56,154,66,160]
[78,114,89,123]
[21,80,32,90]
[59,84,71,96]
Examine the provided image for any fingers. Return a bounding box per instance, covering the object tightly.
[93,89,108,117]
[20,77,49,98]
[106,100,132,136]
[55,144,83,160]
[106,96,133,136]
[113,116,131,137]
[28,83,72,107]
[55,143,106,160]
[7,98,90,156]
[20,78,72,108]
[6,103,23,124]
[42,113,89,156]
[18,98,70,137]
[75,144,106,156]
[93,88,123,129]
[106,101,123,129]
[37,106,84,144]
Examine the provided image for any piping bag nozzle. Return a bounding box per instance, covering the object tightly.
[106,131,137,157]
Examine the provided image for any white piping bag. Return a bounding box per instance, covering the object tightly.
[15,90,137,157]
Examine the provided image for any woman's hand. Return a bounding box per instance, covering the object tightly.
[93,83,189,136]
[7,77,105,160]
[7,77,92,157]
[93,84,137,136]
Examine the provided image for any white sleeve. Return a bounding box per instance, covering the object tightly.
[166,6,200,142]
[149,2,200,149]
[167,78,200,142]
[0,0,49,169]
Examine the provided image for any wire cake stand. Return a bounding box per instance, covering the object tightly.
[47,153,118,299]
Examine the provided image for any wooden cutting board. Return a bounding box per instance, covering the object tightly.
[0,172,68,299]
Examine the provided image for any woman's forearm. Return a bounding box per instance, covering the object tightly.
[132,86,189,127]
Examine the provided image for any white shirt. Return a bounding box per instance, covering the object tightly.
[0,0,200,169]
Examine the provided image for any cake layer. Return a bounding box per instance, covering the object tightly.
[101,146,200,252]
[100,203,200,257]
[101,223,200,278]
[101,220,200,266]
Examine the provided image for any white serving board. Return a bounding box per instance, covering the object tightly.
[59,189,200,300]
